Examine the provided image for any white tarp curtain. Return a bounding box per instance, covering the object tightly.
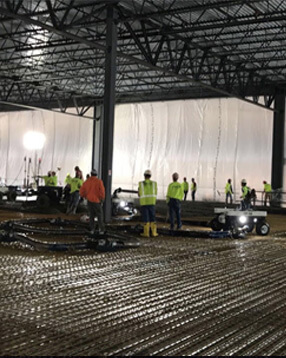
[0,98,273,202]
[113,98,273,202]
[0,110,93,186]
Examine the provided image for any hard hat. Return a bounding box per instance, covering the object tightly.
[241,179,247,184]
[144,169,152,176]
[172,172,179,180]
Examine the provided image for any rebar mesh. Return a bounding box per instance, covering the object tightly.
[1,236,286,356]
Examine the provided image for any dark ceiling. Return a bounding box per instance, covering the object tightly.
[1,0,285,114]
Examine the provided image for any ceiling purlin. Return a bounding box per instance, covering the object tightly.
[0,0,284,110]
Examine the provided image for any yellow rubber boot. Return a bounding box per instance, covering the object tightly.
[150,222,159,237]
[140,222,150,237]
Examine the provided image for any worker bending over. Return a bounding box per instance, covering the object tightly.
[138,169,158,238]
[80,169,105,234]
[166,172,184,231]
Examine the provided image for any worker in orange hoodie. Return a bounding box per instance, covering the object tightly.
[79,169,105,234]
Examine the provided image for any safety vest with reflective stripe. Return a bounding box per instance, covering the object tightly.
[264,183,272,192]
[225,182,232,194]
[138,179,157,206]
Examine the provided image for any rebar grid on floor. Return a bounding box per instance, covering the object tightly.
[1,236,286,356]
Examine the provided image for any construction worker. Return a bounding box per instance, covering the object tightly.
[74,166,83,180]
[39,171,55,186]
[138,169,158,237]
[80,169,105,234]
[240,179,251,210]
[225,178,233,205]
[191,178,197,201]
[166,172,184,231]
[182,177,189,201]
[63,173,72,203]
[263,180,272,206]
[66,172,83,214]
[51,171,58,186]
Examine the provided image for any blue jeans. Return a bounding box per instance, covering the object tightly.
[168,198,182,230]
[141,205,156,223]
[226,192,233,204]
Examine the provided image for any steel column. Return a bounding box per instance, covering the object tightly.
[271,90,285,191]
[92,105,104,178]
[102,6,118,222]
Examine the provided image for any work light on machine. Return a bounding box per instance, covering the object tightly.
[239,215,247,224]
[23,131,46,150]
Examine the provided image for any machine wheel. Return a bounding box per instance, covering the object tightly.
[256,221,270,236]
[7,190,17,201]
[210,217,223,231]
[37,194,50,208]
[245,222,255,233]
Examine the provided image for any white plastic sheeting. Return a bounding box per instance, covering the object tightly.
[0,98,273,202]
[113,98,273,201]
[0,110,93,186]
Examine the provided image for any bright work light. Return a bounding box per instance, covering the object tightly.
[23,131,46,150]
[239,216,247,224]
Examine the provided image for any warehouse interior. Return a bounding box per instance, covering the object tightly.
[1,1,286,356]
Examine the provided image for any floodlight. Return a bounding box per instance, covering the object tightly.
[23,131,46,150]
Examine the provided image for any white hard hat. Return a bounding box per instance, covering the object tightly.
[144,169,152,176]
[241,179,247,184]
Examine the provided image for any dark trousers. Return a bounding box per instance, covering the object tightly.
[191,190,196,201]
[141,205,156,223]
[168,198,182,230]
[88,201,105,232]
[184,191,188,201]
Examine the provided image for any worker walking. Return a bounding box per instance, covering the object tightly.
[138,169,158,238]
[182,177,189,201]
[263,180,272,206]
[166,172,184,231]
[79,169,105,234]
[66,172,83,214]
[191,178,197,201]
[240,179,251,210]
[225,178,233,205]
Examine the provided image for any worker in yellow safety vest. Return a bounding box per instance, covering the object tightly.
[138,169,158,237]
[182,177,189,201]
[39,171,56,186]
[66,172,83,214]
[240,179,251,210]
[166,172,184,231]
[225,178,233,205]
[263,180,272,206]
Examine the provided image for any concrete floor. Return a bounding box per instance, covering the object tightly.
[1,207,286,356]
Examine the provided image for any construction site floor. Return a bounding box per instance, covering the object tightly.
[1,208,286,356]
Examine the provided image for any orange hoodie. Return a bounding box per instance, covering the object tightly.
[79,176,105,203]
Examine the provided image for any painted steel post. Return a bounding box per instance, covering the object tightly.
[102,6,118,222]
